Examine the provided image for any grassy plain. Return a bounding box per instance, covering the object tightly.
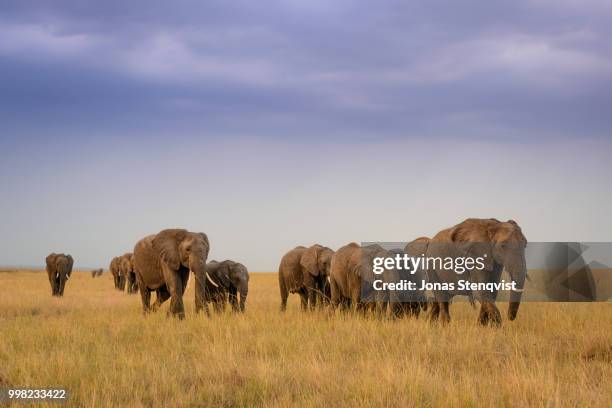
[0,270,611,407]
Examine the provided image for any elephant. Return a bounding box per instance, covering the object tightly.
[328,243,401,316]
[204,260,250,313]
[109,256,123,290]
[278,244,335,311]
[423,218,527,326]
[119,253,138,294]
[133,228,211,319]
[90,268,103,278]
[45,253,74,297]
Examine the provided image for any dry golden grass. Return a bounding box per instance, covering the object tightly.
[0,270,611,407]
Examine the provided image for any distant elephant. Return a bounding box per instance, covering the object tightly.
[205,260,250,312]
[90,268,103,278]
[120,253,138,294]
[329,243,400,315]
[133,228,211,319]
[424,218,527,326]
[109,257,123,290]
[45,253,74,297]
[278,244,335,311]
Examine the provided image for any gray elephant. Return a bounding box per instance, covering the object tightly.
[90,268,103,278]
[45,253,74,297]
[424,218,527,326]
[328,243,401,315]
[120,253,138,294]
[278,244,334,311]
[133,228,211,319]
[109,256,123,290]
[204,260,250,313]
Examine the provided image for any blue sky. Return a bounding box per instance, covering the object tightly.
[1,1,611,270]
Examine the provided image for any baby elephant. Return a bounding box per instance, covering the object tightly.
[205,260,250,313]
[46,253,74,296]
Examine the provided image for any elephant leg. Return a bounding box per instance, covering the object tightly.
[239,291,247,313]
[193,276,211,317]
[410,302,420,318]
[279,276,288,312]
[58,276,66,296]
[439,302,451,324]
[48,273,56,296]
[229,287,239,312]
[167,267,190,318]
[212,296,221,313]
[429,302,440,322]
[54,275,61,296]
[127,274,134,293]
[478,301,502,327]
[329,279,340,312]
[299,288,308,311]
[151,286,171,312]
[307,287,317,311]
[350,284,362,314]
[140,286,152,314]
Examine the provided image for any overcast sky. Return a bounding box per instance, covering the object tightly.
[1,1,611,270]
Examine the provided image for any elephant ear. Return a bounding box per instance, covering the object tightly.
[216,262,233,288]
[46,253,57,270]
[198,232,210,258]
[450,225,494,271]
[65,255,74,278]
[153,229,188,270]
[301,245,321,277]
[405,237,430,257]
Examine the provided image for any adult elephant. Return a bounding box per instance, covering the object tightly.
[278,244,334,311]
[90,268,103,278]
[45,253,74,297]
[205,260,250,312]
[425,218,527,326]
[329,243,400,315]
[133,228,211,319]
[109,257,123,290]
[120,253,138,294]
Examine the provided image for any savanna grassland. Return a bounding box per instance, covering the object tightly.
[0,270,611,407]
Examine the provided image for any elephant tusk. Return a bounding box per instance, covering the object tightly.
[512,288,524,292]
[206,272,219,288]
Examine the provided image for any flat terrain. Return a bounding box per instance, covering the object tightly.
[0,271,611,407]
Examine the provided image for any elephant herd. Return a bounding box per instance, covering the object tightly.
[44,218,528,326]
[45,228,250,319]
[278,218,527,326]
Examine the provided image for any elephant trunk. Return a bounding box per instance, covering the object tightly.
[507,254,527,321]
[239,283,248,313]
[191,261,208,314]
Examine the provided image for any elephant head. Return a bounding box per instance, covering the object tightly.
[152,229,210,274]
[450,218,527,321]
[300,244,334,306]
[301,244,334,280]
